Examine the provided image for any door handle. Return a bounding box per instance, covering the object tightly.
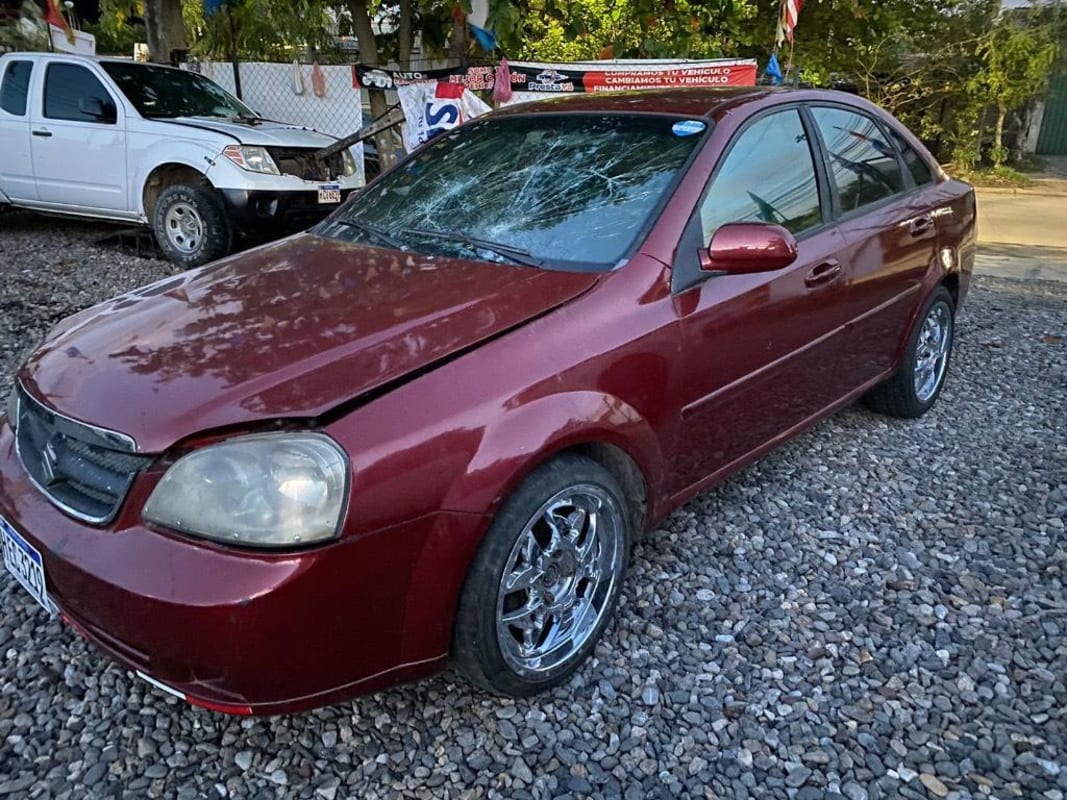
[805,260,842,288]
[31,129,52,138]
[909,216,934,237]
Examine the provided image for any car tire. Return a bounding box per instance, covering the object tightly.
[152,183,231,268]
[864,286,955,418]
[453,454,632,697]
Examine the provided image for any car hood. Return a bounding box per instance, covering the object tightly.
[166,117,337,147]
[20,235,599,454]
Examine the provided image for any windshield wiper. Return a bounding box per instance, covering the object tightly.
[397,227,544,268]
[328,218,408,251]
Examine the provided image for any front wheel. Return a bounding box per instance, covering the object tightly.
[864,286,955,418]
[453,455,631,697]
[152,183,231,268]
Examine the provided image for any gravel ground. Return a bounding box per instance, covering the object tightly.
[0,212,1064,800]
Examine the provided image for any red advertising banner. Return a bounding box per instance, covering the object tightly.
[353,59,758,93]
[581,64,758,90]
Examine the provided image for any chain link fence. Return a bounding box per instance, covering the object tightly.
[193,55,467,179]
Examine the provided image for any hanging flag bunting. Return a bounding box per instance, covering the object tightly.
[469,23,498,52]
[204,0,242,16]
[492,57,513,103]
[765,53,783,85]
[44,0,75,44]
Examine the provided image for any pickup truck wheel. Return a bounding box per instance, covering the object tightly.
[453,455,631,697]
[153,184,231,267]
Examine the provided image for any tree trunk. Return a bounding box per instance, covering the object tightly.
[398,0,413,71]
[993,102,1007,168]
[143,0,187,65]
[348,0,398,170]
[1012,104,1030,165]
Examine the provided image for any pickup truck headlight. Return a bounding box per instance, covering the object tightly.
[223,145,281,175]
[144,433,348,549]
[342,149,357,177]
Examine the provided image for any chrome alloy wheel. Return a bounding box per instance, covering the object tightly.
[163,202,205,254]
[495,484,623,675]
[913,301,953,403]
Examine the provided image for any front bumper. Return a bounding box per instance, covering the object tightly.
[218,188,355,235]
[0,423,482,715]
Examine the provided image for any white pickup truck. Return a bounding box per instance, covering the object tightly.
[0,52,363,266]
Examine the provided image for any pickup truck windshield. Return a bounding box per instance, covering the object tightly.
[101,62,257,121]
[317,114,706,272]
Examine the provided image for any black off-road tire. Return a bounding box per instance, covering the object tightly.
[453,454,632,697]
[863,286,956,418]
[152,183,232,268]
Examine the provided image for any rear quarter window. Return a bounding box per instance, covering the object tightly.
[889,128,935,186]
[0,61,33,117]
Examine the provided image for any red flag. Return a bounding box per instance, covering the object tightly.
[44,0,76,45]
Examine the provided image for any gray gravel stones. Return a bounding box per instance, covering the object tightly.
[0,214,1064,799]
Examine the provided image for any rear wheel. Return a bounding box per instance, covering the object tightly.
[152,183,231,268]
[864,286,955,418]
[453,455,631,696]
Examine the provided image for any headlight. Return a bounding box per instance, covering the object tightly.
[143,432,348,549]
[341,149,357,177]
[223,145,281,175]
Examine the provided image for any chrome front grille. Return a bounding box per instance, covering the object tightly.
[14,387,150,524]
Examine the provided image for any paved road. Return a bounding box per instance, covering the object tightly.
[976,188,1067,282]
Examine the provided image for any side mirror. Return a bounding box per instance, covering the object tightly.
[78,97,117,124]
[700,222,799,274]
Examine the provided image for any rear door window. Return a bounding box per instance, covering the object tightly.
[698,108,823,242]
[810,106,906,213]
[0,61,33,117]
[44,63,115,123]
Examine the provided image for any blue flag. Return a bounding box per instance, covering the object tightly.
[469,23,498,52]
[766,53,783,84]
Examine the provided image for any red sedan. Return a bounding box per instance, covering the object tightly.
[0,88,975,714]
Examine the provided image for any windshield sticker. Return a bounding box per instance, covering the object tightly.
[672,120,706,137]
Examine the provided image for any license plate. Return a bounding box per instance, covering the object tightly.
[1,516,56,617]
[318,184,341,204]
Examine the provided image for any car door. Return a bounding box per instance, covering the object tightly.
[29,61,128,213]
[0,59,37,202]
[670,107,855,493]
[807,105,939,383]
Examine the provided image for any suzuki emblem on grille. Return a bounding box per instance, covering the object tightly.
[41,437,60,486]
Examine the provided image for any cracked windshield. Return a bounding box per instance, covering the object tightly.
[318,114,706,271]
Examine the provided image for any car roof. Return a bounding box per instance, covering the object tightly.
[0,52,179,70]
[495,86,863,120]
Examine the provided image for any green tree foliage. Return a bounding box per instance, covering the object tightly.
[96,0,1062,168]
[0,0,49,51]
[492,0,762,61]
[971,7,1060,166]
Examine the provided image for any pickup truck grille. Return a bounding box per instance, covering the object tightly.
[14,388,150,524]
[268,148,347,182]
